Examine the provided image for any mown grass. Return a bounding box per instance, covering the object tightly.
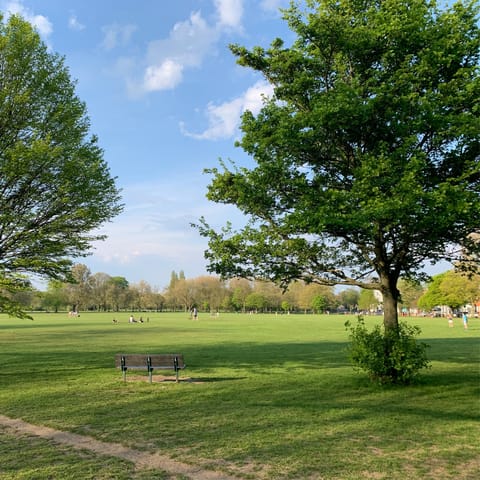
[0,425,172,480]
[0,312,478,479]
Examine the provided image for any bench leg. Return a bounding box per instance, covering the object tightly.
[147,356,153,383]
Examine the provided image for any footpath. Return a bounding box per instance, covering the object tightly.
[0,414,238,480]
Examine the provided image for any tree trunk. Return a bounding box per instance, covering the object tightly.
[380,273,400,334]
[378,273,401,381]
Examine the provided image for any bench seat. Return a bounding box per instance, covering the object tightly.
[115,353,185,383]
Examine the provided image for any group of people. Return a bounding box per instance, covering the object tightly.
[112,316,149,323]
[447,312,469,329]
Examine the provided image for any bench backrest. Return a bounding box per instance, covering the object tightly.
[115,354,185,370]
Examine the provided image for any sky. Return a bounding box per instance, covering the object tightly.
[0,0,297,290]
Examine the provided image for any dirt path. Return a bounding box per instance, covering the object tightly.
[0,414,238,480]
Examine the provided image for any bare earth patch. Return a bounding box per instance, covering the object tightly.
[0,414,237,480]
[127,374,205,383]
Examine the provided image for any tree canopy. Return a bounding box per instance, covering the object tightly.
[197,0,480,332]
[418,270,479,310]
[0,14,123,317]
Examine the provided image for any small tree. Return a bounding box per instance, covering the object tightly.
[311,295,327,313]
[346,317,430,385]
[0,15,122,317]
[398,278,424,314]
[338,288,360,312]
[281,300,291,313]
[43,280,68,313]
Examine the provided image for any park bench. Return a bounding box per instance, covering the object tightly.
[115,353,185,383]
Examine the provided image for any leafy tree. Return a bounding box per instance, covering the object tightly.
[65,264,91,312]
[173,278,196,312]
[295,282,334,312]
[106,276,129,311]
[193,276,227,313]
[338,288,360,312]
[398,278,424,312]
[281,300,291,313]
[134,280,154,310]
[417,272,446,311]
[43,279,68,312]
[311,294,327,313]
[197,0,480,338]
[358,289,379,312]
[89,272,111,311]
[230,278,252,312]
[255,280,284,310]
[439,271,479,309]
[419,270,479,311]
[0,14,122,317]
[245,292,267,311]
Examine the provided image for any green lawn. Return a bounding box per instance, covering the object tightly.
[0,312,478,479]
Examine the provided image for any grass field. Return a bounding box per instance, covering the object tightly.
[0,311,478,479]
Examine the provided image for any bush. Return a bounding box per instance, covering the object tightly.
[345,317,430,385]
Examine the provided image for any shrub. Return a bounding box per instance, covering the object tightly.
[345,317,430,385]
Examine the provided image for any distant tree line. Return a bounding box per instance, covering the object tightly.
[5,264,477,316]
[7,264,360,314]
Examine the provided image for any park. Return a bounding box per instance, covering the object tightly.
[1,0,479,478]
[0,311,478,479]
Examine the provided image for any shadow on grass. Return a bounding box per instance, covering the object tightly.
[423,337,480,363]
[123,376,247,383]
[1,336,478,480]
[0,336,478,381]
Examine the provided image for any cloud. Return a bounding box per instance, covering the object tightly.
[181,80,274,140]
[128,1,245,96]
[68,14,85,31]
[2,1,52,37]
[101,23,137,51]
[143,59,184,92]
[214,0,243,29]
[260,0,288,12]
[89,179,214,266]
[130,11,217,94]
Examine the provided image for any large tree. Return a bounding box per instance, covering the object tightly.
[0,15,122,316]
[197,0,480,335]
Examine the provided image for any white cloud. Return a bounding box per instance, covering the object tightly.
[147,11,215,68]
[2,1,52,37]
[68,14,85,31]
[181,80,273,140]
[132,11,217,95]
[128,1,245,96]
[89,180,214,267]
[143,59,184,91]
[101,23,137,51]
[260,0,288,12]
[214,0,243,29]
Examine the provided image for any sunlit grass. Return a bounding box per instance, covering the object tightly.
[0,312,478,479]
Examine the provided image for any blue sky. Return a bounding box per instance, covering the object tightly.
[1,0,296,290]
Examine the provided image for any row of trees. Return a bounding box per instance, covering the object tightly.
[12,265,479,315]
[16,266,354,313]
